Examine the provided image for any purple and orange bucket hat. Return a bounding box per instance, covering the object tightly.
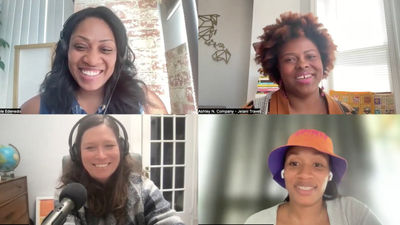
[268,129,348,188]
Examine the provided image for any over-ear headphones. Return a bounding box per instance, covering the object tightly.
[68,115,129,163]
[281,169,285,179]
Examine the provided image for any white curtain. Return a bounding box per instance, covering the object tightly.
[0,0,73,108]
[316,0,392,94]
[383,0,400,113]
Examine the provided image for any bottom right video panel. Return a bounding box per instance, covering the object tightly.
[198,115,399,225]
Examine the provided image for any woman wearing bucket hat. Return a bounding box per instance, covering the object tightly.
[245,129,381,225]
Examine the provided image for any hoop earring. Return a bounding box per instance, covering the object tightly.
[320,85,325,97]
[281,169,285,179]
[328,171,333,181]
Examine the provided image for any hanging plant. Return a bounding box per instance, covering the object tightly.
[0,37,9,71]
[0,20,9,71]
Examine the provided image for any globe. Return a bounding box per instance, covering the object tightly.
[0,144,20,173]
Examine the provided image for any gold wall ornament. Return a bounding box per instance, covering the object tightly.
[198,14,231,64]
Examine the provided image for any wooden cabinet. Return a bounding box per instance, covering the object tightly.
[0,176,30,224]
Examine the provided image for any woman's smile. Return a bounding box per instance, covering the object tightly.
[80,124,121,184]
[295,72,314,84]
[294,183,317,195]
[68,17,117,93]
[80,68,103,77]
[92,162,111,168]
[278,36,324,97]
[78,68,104,82]
[284,146,330,206]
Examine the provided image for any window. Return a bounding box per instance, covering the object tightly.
[142,115,197,225]
[316,0,392,92]
[149,116,186,212]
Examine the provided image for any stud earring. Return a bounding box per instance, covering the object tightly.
[328,171,333,181]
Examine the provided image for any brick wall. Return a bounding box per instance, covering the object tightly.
[74,0,171,112]
[166,43,197,113]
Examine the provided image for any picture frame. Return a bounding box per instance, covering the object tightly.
[35,196,55,225]
[13,43,56,108]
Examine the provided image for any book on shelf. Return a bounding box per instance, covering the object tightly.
[374,92,395,114]
[258,83,278,87]
[329,90,395,114]
[257,87,279,92]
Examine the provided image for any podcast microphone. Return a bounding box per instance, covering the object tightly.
[42,183,87,225]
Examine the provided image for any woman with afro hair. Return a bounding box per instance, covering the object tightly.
[250,12,353,114]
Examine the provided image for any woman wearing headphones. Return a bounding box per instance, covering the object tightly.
[61,115,183,225]
[245,129,381,225]
[21,6,166,114]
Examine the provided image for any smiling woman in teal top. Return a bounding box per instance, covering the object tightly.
[21,6,166,114]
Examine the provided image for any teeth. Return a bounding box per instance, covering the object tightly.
[298,186,313,190]
[82,69,101,76]
[296,74,312,80]
[94,163,109,168]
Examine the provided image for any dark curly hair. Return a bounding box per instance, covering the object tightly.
[254,12,337,84]
[40,6,146,113]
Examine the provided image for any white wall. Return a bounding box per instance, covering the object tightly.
[198,0,253,108]
[246,0,304,102]
[0,115,142,220]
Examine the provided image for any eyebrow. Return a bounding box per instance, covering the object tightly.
[82,139,117,145]
[280,49,319,57]
[72,35,115,43]
[304,49,318,54]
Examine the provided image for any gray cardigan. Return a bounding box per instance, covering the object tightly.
[65,173,184,225]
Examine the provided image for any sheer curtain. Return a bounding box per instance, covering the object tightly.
[383,0,400,113]
[0,0,73,108]
[316,0,392,93]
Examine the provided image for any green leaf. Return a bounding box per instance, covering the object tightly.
[0,60,5,71]
[0,38,9,48]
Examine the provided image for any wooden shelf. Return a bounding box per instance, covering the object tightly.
[0,176,30,224]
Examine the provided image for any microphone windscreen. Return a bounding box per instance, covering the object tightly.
[59,183,87,210]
